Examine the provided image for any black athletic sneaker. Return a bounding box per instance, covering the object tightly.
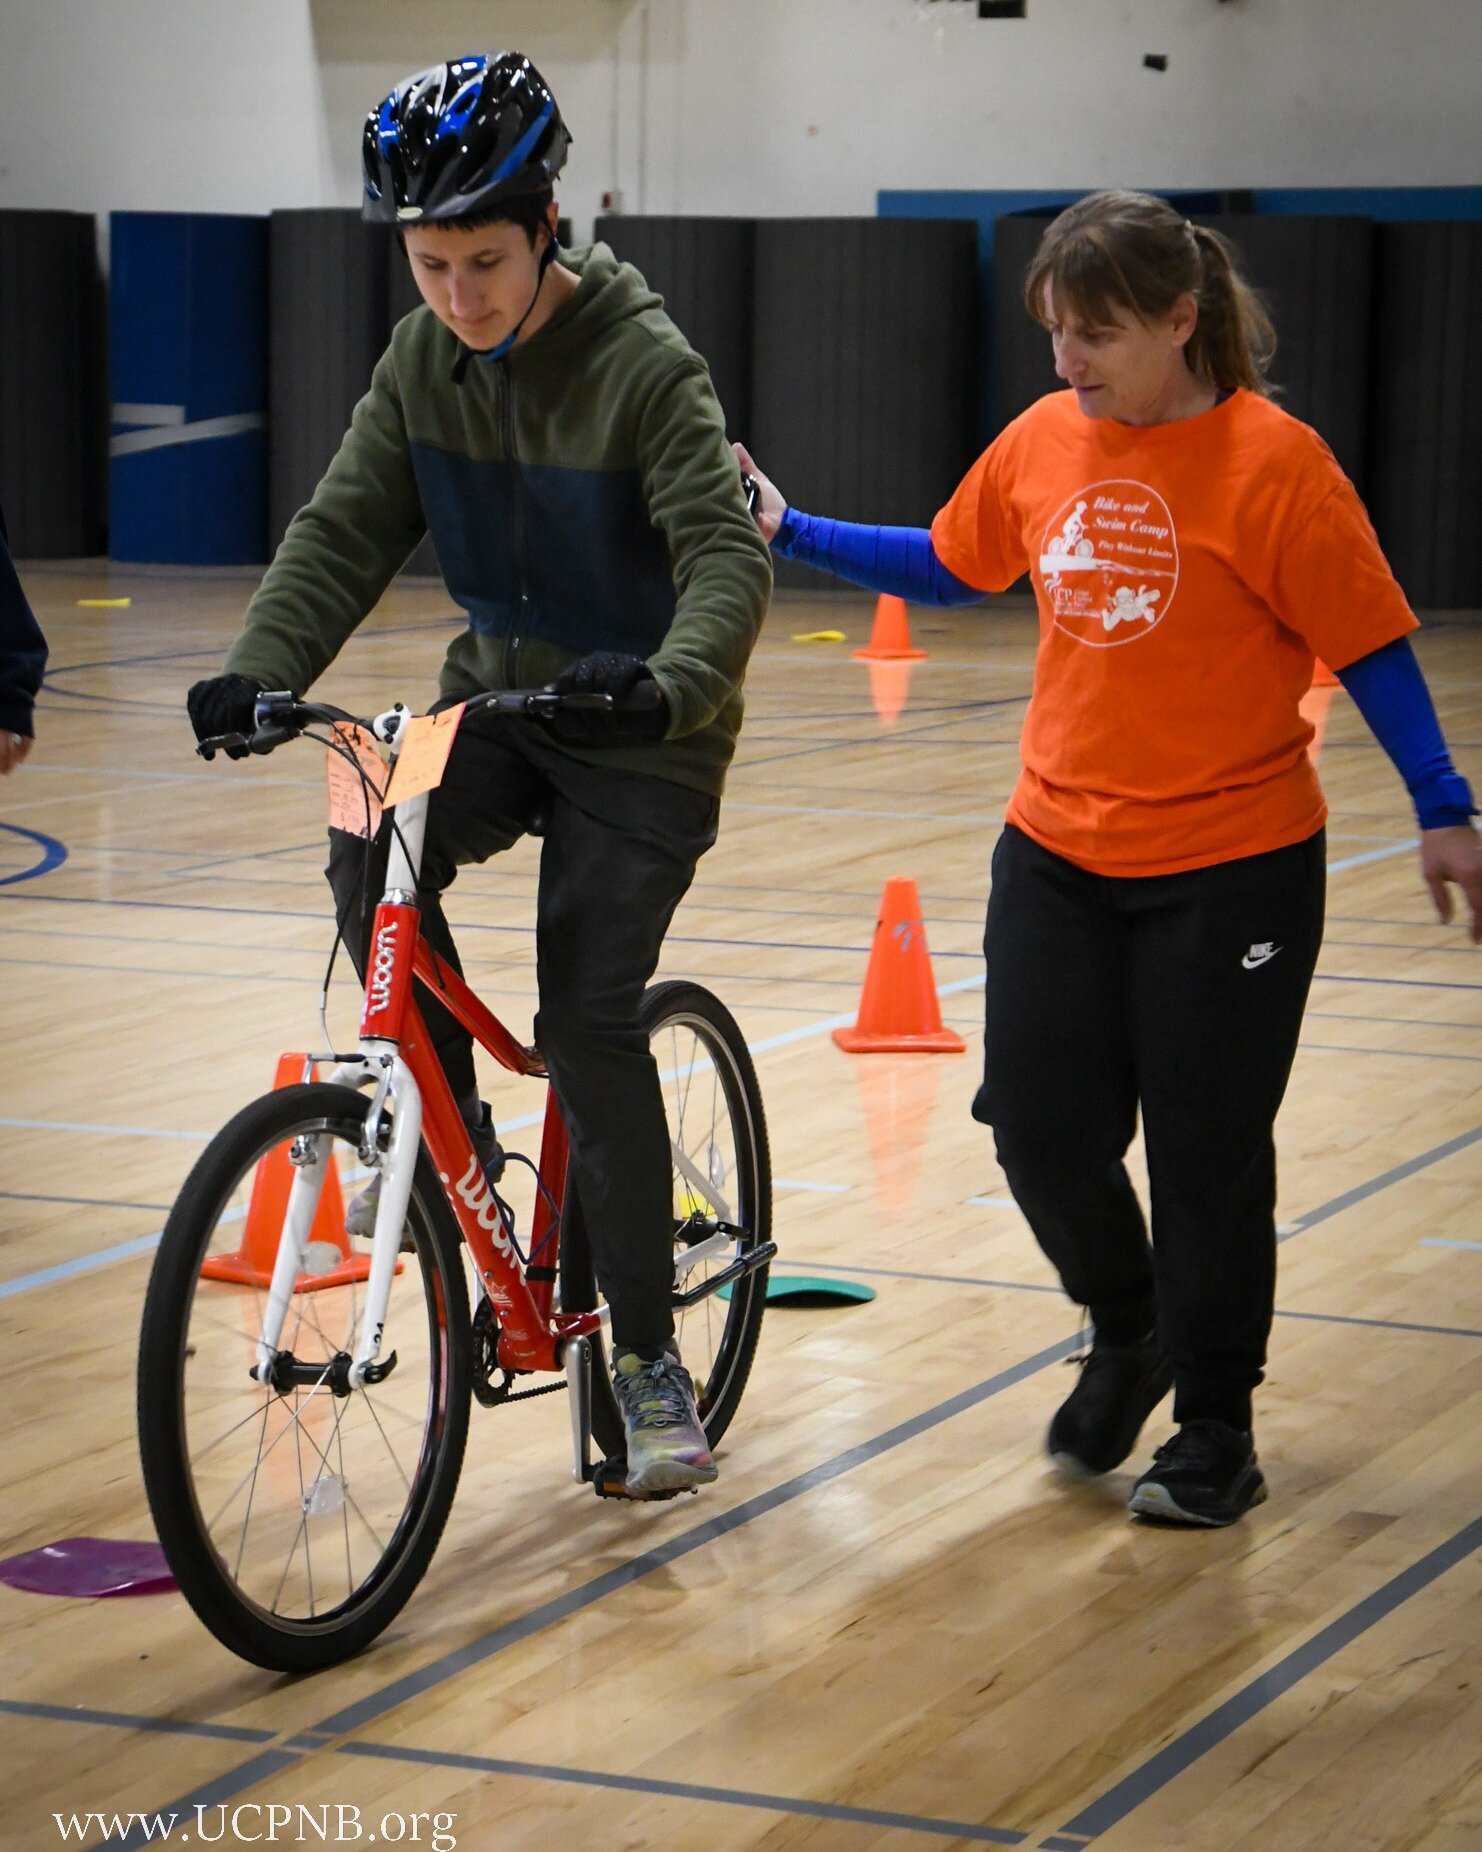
[1129,1419,1268,1526]
[1046,1335,1174,1479]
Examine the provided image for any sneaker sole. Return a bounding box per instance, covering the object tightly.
[1047,1448,1106,1484]
[1129,1472,1268,1528]
[625,1457,718,1495]
[1044,1356,1176,1480]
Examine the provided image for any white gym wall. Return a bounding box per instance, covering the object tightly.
[2,0,1479,238]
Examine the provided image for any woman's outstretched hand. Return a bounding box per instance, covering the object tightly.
[732,442,786,544]
[1420,823,1482,942]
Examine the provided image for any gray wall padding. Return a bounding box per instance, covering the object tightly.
[1195,215,1374,490]
[751,218,979,589]
[383,238,440,578]
[993,214,1061,433]
[268,210,388,551]
[1367,221,1482,609]
[0,210,106,556]
[594,216,755,436]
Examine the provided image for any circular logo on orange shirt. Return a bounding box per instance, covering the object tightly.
[1038,480,1180,648]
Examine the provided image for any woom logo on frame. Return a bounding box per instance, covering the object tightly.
[366,919,400,1015]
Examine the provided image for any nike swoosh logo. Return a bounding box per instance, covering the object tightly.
[1242,949,1281,969]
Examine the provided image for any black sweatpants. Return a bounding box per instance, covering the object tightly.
[327,712,718,1353]
[976,824,1327,1431]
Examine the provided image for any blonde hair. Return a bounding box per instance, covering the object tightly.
[1023,190,1277,396]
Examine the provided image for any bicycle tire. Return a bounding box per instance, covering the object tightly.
[560,980,772,1460]
[137,1082,470,1672]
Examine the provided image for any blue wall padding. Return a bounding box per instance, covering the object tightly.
[109,212,268,564]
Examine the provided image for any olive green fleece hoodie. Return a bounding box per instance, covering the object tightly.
[225,244,772,793]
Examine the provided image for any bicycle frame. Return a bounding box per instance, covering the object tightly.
[248,701,746,1423]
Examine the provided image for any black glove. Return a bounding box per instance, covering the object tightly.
[547,652,669,745]
[187,673,265,759]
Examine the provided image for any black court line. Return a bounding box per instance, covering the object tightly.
[338,1740,1028,1845]
[109,1336,1077,1849]
[1054,1513,1482,1842]
[51,1122,1482,1849]
[1280,1122,1482,1238]
[0,1189,172,1213]
[794,1259,1482,1341]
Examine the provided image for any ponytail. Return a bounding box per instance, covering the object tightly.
[1186,223,1276,396]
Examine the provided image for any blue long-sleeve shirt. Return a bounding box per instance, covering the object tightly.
[0,509,47,739]
[772,508,1475,832]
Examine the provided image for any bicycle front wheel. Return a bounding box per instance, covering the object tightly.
[137,1083,470,1671]
[563,980,772,1459]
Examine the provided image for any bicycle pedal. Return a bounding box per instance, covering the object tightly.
[587,1457,688,1502]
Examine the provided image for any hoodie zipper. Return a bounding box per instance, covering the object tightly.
[496,355,531,686]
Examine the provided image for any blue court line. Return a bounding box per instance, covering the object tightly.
[336,1740,1027,1846]
[0,1697,271,1744]
[0,823,67,887]
[1419,1238,1482,1252]
[0,1115,212,1140]
[109,1336,1079,1850]
[0,1231,165,1300]
[1053,1513,1482,1842]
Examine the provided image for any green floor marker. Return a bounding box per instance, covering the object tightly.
[718,1274,877,1306]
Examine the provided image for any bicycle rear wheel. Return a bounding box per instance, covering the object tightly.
[137,1082,470,1671]
[561,980,772,1459]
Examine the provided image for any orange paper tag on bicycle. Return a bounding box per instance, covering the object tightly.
[326,724,386,837]
[382,704,465,808]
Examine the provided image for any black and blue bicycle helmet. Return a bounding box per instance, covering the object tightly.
[362,52,571,224]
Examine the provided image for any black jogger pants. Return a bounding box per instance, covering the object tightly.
[975,823,1327,1431]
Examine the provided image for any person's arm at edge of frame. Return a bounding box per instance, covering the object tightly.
[0,508,48,774]
[1335,636,1482,942]
[638,362,775,739]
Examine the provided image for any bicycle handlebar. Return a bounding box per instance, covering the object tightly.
[195,680,660,762]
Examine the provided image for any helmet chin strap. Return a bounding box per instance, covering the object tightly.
[480,234,560,363]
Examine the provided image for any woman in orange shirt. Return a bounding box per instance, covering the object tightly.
[737,190,1482,1526]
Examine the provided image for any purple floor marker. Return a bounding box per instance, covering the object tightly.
[0,1537,176,1598]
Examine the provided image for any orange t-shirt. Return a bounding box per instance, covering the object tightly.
[931,389,1418,877]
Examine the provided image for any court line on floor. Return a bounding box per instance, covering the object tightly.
[791,1259,1482,1341]
[0,1697,270,1745]
[1052,1513,1482,1844]
[105,1335,1079,1851]
[97,1120,1482,1844]
[337,1741,1028,1846]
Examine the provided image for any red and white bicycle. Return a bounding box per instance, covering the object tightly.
[137,688,773,1671]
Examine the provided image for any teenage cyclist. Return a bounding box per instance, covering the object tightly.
[736,190,1482,1526]
[187,53,772,1494]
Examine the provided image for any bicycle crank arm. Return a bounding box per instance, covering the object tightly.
[670,1239,777,1310]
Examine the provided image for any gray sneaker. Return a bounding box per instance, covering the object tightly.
[612,1350,717,1494]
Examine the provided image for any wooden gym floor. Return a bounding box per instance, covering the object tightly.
[1,566,1479,1851]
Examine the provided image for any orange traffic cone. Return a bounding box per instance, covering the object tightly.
[833,878,967,1053]
[200,1052,373,1293]
[1311,658,1340,688]
[854,594,927,662]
